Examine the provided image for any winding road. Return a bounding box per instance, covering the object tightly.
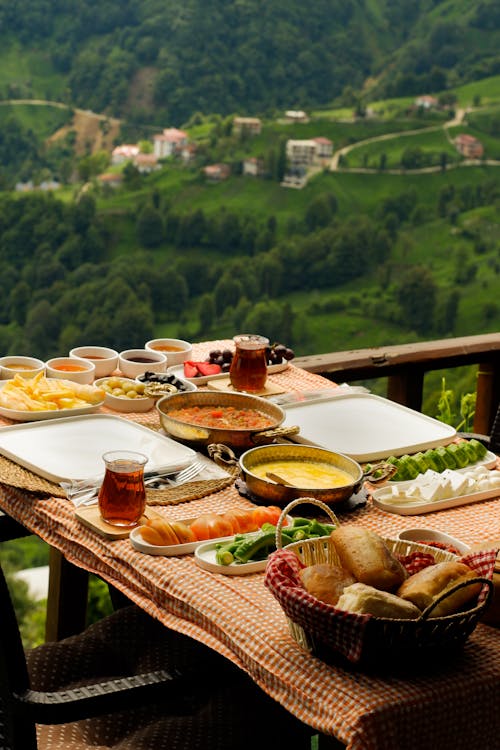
[329,107,470,172]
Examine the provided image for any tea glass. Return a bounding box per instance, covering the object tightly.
[98,450,148,527]
[229,334,269,393]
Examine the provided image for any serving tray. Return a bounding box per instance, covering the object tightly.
[283,392,456,461]
[0,414,195,483]
[168,361,288,386]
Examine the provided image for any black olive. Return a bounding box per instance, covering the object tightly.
[222,349,233,363]
[273,344,287,356]
[283,348,295,360]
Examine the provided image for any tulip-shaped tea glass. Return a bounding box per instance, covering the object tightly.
[98,450,148,527]
[229,334,269,393]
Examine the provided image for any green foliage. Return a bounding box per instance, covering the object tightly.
[436,377,476,431]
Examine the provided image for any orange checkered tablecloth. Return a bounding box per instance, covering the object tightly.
[0,345,499,749]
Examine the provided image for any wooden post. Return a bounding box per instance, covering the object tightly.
[475,362,500,435]
[45,548,89,642]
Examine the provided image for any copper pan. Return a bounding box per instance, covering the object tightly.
[156,390,298,452]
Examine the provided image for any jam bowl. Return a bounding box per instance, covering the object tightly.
[45,356,95,385]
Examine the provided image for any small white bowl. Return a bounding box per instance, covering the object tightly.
[397,528,470,555]
[95,377,155,413]
[69,346,119,378]
[145,338,192,367]
[135,372,197,394]
[46,357,95,385]
[0,356,45,380]
[118,349,167,379]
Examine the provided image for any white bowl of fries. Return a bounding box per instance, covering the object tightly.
[0,372,105,421]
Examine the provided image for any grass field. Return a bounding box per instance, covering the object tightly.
[0,102,70,138]
[0,42,65,100]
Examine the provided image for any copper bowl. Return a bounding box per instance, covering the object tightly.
[156,390,288,451]
[239,443,364,507]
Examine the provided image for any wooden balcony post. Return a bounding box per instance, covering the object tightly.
[387,370,424,412]
[475,362,500,435]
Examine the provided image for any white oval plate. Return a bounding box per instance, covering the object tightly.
[168,361,289,385]
[129,522,210,556]
[0,398,104,422]
[396,528,470,554]
[194,537,267,575]
[130,515,294,558]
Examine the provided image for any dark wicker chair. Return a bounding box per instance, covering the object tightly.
[460,401,500,455]
[0,561,312,750]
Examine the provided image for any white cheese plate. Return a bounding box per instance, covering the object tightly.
[0,414,196,482]
[283,392,456,461]
[372,485,500,515]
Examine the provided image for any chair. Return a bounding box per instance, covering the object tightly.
[460,400,500,454]
[0,561,312,750]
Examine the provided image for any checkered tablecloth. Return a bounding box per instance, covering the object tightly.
[0,344,498,749]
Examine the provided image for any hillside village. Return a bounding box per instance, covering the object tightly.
[13,95,488,195]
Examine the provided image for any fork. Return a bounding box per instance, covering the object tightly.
[74,460,204,506]
[144,459,204,487]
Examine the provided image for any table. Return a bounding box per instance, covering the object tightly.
[0,344,499,749]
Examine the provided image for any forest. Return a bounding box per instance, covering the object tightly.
[0,165,498,364]
[0,0,498,123]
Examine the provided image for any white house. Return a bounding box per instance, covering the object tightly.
[242,157,264,176]
[153,128,189,158]
[313,137,333,160]
[286,139,318,166]
[233,117,262,136]
[112,144,140,165]
[134,153,160,173]
[284,110,309,123]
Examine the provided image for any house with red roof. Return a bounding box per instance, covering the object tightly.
[202,164,230,182]
[454,134,484,159]
[153,128,189,158]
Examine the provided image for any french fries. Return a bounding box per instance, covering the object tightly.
[0,372,104,412]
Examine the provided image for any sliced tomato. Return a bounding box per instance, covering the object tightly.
[223,509,259,534]
[252,506,284,528]
[190,513,234,541]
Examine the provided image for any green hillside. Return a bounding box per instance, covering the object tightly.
[0,0,499,123]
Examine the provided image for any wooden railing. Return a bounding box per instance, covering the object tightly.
[294,333,500,436]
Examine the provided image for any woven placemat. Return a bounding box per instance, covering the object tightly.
[0,449,240,506]
[0,454,67,497]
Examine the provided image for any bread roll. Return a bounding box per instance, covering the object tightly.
[397,561,481,618]
[300,564,356,606]
[329,526,407,591]
[336,583,421,619]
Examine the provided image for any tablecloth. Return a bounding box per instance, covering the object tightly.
[0,344,498,749]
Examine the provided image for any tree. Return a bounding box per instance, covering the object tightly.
[396,266,437,334]
[136,205,164,248]
[198,293,215,333]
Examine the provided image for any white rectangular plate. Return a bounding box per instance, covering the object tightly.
[283,392,456,461]
[0,414,196,482]
[372,483,499,516]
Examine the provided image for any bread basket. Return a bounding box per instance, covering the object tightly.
[265,498,495,670]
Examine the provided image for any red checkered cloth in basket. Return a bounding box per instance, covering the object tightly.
[265,547,498,664]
